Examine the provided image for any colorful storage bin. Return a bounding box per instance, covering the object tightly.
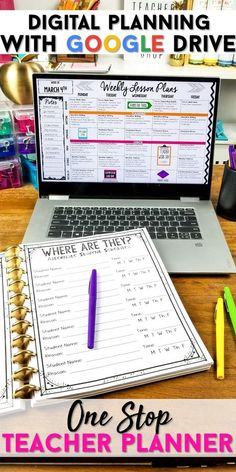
[0,111,13,137]
[0,106,37,190]
[0,137,15,158]
[17,135,36,154]
[14,110,35,134]
[20,155,38,190]
[0,157,22,190]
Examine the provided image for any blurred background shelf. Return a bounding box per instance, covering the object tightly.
[99,56,236,79]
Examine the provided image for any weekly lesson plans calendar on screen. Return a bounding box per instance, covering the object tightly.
[35,76,217,186]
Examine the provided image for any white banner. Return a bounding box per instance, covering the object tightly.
[0,399,235,461]
[0,10,235,54]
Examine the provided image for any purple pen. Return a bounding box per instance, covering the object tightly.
[229,145,236,170]
[87,269,97,349]
[232,153,236,171]
[229,145,234,169]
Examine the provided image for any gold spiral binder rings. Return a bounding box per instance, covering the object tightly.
[5,246,39,399]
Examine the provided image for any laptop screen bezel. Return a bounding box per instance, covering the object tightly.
[33,73,219,200]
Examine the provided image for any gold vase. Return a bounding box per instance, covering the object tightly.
[0,57,44,105]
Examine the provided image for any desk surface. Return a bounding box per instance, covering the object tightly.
[0,165,235,472]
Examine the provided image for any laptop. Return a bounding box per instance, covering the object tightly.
[23,73,235,274]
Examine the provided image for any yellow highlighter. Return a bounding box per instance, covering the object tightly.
[215,297,224,380]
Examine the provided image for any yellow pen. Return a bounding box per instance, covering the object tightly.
[215,297,224,380]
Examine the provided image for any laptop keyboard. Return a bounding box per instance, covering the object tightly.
[48,206,202,240]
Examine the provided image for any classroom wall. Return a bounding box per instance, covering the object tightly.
[14,0,122,9]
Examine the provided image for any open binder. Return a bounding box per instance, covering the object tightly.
[0,229,213,411]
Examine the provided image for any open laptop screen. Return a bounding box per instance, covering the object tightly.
[33,74,219,199]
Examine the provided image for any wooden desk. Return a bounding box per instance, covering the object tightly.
[0,165,235,472]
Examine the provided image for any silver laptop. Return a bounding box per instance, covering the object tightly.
[23,73,235,274]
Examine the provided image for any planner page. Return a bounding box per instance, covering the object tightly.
[23,229,212,401]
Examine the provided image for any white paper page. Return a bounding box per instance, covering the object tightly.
[24,229,212,400]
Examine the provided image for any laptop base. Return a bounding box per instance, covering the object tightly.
[23,199,235,275]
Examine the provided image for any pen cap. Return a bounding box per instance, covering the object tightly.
[216,163,236,221]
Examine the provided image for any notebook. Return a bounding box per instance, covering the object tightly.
[1,228,212,412]
[23,73,236,274]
